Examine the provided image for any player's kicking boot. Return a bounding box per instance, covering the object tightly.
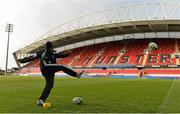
[76,70,85,78]
[36,99,44,106]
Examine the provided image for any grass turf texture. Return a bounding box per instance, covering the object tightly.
[1,76,180,113]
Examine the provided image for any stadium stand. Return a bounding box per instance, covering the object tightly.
[21,38,178,72]
[20,38,179,67]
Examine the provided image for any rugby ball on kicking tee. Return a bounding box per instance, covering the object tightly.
[148,42,158,50]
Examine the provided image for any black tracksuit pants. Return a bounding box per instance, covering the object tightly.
[39,64,78,102]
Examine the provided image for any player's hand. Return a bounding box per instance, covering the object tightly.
[18,58,27,63]
[18,59,25,63]
[66,50,72,55]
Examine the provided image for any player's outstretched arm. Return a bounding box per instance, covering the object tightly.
[55,50,72,58]
[18,53,40,63]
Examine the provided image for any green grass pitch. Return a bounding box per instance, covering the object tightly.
[1,76,180,113]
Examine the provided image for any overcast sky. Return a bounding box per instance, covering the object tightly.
[0,0,179,69]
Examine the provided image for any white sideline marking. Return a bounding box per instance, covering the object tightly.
[158,79,176,112]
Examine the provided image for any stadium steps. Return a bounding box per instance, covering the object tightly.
[69,46,89,66]
[173,39,178,64]
[142,54,148,65]
[89,42,108,66]
[175,39,179,52]
[89,56,99,66]
[114,54,122,64]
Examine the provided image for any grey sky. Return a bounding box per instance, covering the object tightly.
[0,0,179,69]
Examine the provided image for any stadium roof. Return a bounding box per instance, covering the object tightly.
[15,2,180,54]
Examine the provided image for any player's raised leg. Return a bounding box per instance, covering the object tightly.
[43,64,84,78]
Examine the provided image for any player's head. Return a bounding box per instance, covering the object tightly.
[46,41,53,50]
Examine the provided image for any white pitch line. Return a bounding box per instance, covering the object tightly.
[158,79,176,112]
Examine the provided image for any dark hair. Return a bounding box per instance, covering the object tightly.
[46,41,53,49]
